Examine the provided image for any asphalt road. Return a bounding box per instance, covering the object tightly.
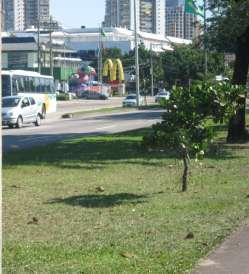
[2,108,162,153]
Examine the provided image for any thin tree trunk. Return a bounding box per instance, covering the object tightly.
[227,26,249,143]
[182,147,189,192]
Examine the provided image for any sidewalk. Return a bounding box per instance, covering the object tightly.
[193,220,249,274]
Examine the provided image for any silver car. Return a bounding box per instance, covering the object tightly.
[2,96,42,128]
[122,94,144,107]
[155,91,170,103]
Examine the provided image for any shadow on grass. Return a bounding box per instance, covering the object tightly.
[3,128,241,169]
[47,192,148,208]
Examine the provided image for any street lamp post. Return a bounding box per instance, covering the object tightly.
[150,44,154,97]
[37,0,41,73]
[134,0,140,108]
[49,16,53,77]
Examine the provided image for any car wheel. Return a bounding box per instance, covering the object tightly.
[35,114,41,126]
[16,116,23,128]
[41,104,46,119]
[8,124,15,129]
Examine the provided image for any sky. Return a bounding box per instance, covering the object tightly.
[50,0,105,29]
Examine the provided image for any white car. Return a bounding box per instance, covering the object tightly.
[2,96,42,128]
[155,91,170,103]
[122,94,144,107]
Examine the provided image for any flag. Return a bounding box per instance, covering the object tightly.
[185,0,204,17]
[100,28,106,37]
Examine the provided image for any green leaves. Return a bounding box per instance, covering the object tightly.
[161,45,225,86]
[144,82,246,156]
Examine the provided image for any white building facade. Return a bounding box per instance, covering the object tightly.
[59,27,191,54]
[3,0,25,31]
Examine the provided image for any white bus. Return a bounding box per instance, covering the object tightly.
[2,70,56,118]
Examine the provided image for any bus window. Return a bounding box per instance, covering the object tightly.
[24,76,30,92]
[2,75,11,97]
[12,76,19,95]
[29,77,36,93]
[34,77,40,93]
[16,75,25,92]
[44,78,50,93]
[49,79,55,93]
[39,78,46,93]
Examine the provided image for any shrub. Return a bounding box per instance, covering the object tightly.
[143,82,245,191]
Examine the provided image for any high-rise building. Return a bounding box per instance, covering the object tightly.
[165,0,199,40]
[24,0,49,29]
[104,0,165,36]
[3,0,25,31]
[1,0,5,30]
[2,0,50,31]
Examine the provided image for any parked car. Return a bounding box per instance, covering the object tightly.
[122,94,144,107]
[2,96,42,128]
[155,90,170,103]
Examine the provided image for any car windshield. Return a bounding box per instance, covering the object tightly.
[2,97,21,108]
[126,95,136,100]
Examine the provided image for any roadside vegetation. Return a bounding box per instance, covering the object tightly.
[3,124,249,273]
[3,2,249,272]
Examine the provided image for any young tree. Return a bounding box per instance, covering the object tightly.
[143,82,244,191]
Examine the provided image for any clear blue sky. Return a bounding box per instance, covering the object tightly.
[50,0,105,29]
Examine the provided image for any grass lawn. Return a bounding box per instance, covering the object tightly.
[3,127,249,273]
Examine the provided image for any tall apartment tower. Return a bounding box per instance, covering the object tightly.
[165,0,199,40]
[3,0,25,31]
[104,0,137,30]
[104,0,165,36]
[25,0,50,29]
[2,0,50,31]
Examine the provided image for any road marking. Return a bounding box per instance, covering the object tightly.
[96,125,116,131]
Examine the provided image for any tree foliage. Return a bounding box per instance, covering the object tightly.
[207,0,249,142]
[161,45,225,87]
[207,0,249,52]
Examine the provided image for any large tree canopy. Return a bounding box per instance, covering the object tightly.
[208,0,249,53]
[207,0,249,141]
[161,45,225,87]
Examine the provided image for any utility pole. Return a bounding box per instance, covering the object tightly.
[98,27,103,92]
[37,0,41,73]
[134,0,140,107]
[49,16,53,77]
[150,44,154,96]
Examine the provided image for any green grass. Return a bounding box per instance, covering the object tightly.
[3,128,249,273]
